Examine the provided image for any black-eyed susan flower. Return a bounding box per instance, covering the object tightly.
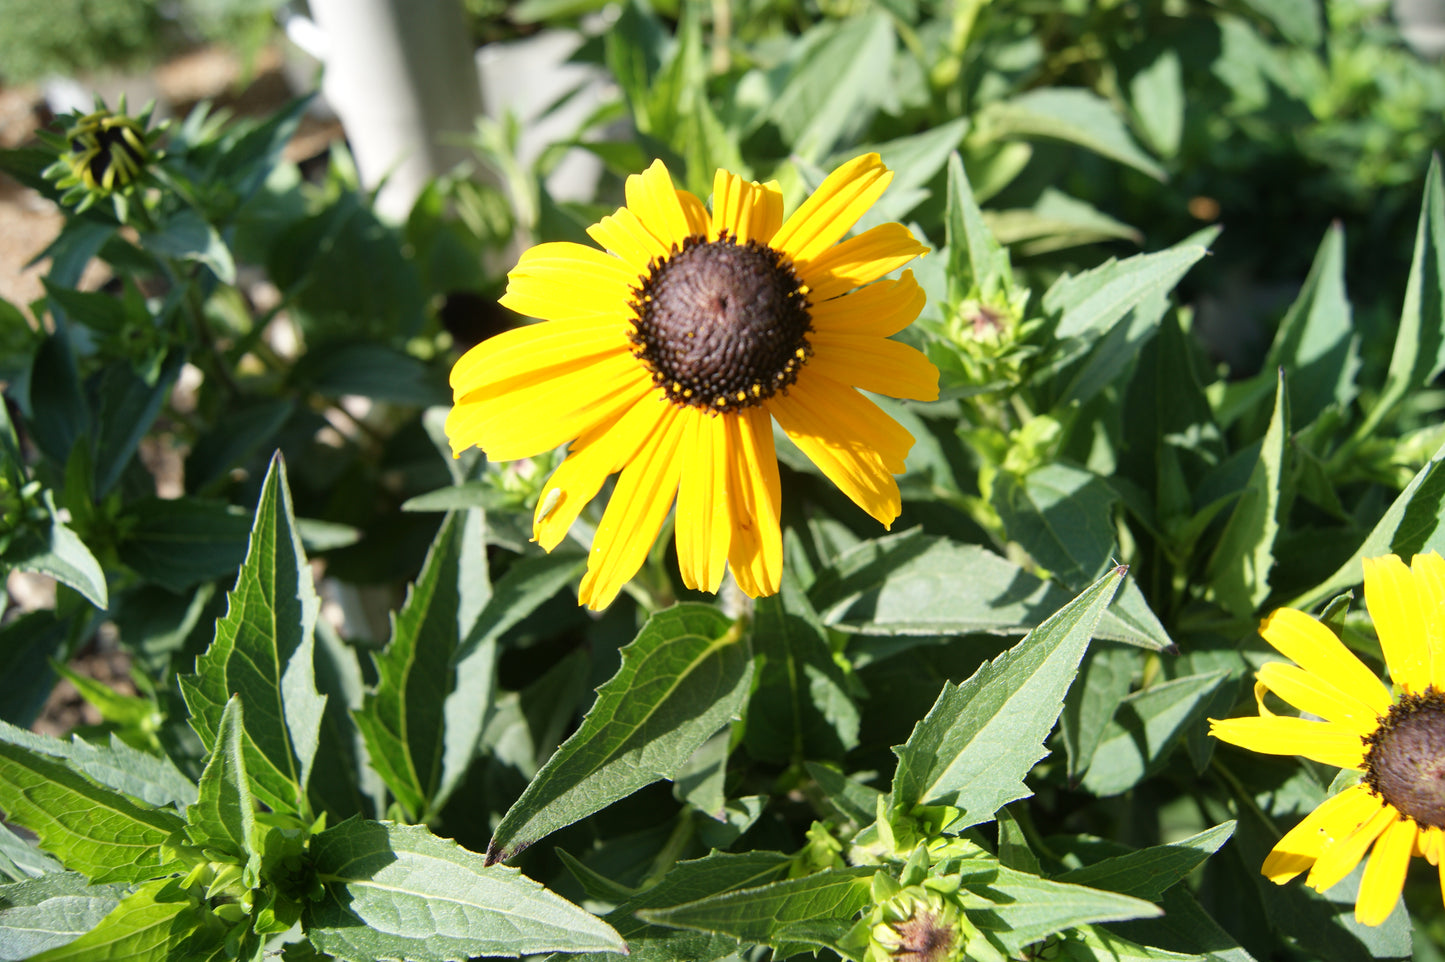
[40,97,162,219]
[1210,552,1445,926]
[446,155,937,609]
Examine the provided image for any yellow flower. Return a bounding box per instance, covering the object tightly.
[1210,553,1445,926]
[446,155,937,608]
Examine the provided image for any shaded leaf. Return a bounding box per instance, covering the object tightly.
[1058,822,1236,901]
[0,873,125,961]
[979,88,1166,180]
[1082,671,1231,797]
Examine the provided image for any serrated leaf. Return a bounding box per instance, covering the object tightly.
[1044,243,1207,340]
[636,866,874,949]
[488,604,751,861]
[809,530,1165,649]
[745,572,858,764]
[1365,154,1445,434]
[0,720,196,812]
[179,452,326,820]
[1110,884,1257,962]
[1263,223,1358,427]
[0,739,186,884]
[0,822,63,880]
[961,862,1161,956]
[29,877,226,961]
[140,209,236,284]
[992,463,1118,590]
[1081,671,1231,797]
[185,696,258,882]
[1058,822,1235,901]
[891,567,1125,823]
[1205,373,1288,618]
[573,851,793,962]
[305,820,625,961]
[944,152,1012,301]
[353,511,470,822]
[0,873,126,961]
[978,88,1166,180]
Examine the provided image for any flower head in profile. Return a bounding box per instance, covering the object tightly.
[1210,553,1445,925]
[446,155,937,608]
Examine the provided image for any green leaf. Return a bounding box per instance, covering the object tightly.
[985,189,1142,256]
[977,88,1166,181]
[0,612,70,729]
[574,851,794,962]
[353,511,471,822]
[488,604,752,861]
[1043,243,1207,341]
[1363,154,1445,435]
[179,453,326,821]
[305,820,625,960]
[809,531,1165,649]
[996,808,1041,874]
[1111,885,1256,962]
[1204,373,1288,618]
[5,512,108,610]
[0,873,126,961]
[1081,671,1231,797]
[769,14,896,163]
[805,762,884,828]
[1240,0,1322,46]
[636,866,874,950]
[116,497,250,593]
[0,821,64,880]
[308,619,377,823]
[745,571,858,764]
[292,342,448,407]
[992,463,1118,591]
[961,862,1162,956]
[184,399,295,493]
[1057,822,1235,901]
[891,566,1125,823]
[605,0,669,135]
[0,738,186,884]
[29,878,227,961]
[140,209,236,283]
[1262,222,1358,428]
[25,333,88,467]
[944,152,1012,302]
[1130,47,1184,158]
[185,696,258,882]
[1290,437,1445,609]
[454,551,586,662]
[1060,644,1138,782]
[0,720,196,812]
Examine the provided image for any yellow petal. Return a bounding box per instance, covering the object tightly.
[1257,608,1392,716]
[1411,552,1445,688]
[770,375,913,527]
[625,160,693,253]
[796,223,928,301]
[1364,555,1431,692]
[1306,802,1396,894]
[677,188,711,238]
[711,169,784,245]
[675,408,732,593]
[588,206,671,274]
[578,404,687,609]
[449,315,630,395]
[1356,816,1417,926]
[498,242,642,321]
[1254,661,1384,736]
[447,354,653,461]
[1263,783,1383,882]
[1207,715,1368,770]
[810,271,926,338]
[809,332,940,401]
[532,393,666,551]
[725,406,783,598]
[771,154,892,265]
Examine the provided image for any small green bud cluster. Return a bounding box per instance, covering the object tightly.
[40,97,165,218]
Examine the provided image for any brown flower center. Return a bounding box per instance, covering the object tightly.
[1364,686,1445,828]
[891,911,957,962]
[629,233,812,412]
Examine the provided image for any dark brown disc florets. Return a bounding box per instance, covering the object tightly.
[1364,686,1445,828]
[629,233,812,412]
